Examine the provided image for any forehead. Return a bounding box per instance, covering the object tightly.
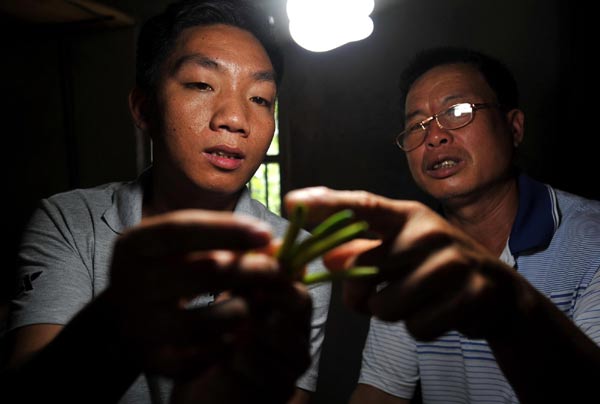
[167,23,274,73]
[406,63,496,109]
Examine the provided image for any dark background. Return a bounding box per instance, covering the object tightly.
[0,0,591,402]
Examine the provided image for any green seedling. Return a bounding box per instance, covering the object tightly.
[276,204,307,271]
[278,204,379,284]
[302,266,380,285]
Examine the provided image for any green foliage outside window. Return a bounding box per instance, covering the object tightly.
[249,162,281,215]
[249,102,281,215]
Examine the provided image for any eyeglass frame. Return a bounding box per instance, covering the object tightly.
[395,102,501,152]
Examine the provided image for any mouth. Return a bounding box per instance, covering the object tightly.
[424,155,463,179]
[208,150,243,160]
[430,159,459,170]
[204,146,245,170]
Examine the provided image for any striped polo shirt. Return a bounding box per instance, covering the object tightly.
[358,174,600,403]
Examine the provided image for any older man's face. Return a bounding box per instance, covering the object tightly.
[403,63,517,206]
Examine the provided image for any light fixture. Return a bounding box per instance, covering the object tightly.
[287,0,374,52]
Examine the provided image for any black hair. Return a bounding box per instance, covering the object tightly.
[135,0,283,93]
[398,46,519,126]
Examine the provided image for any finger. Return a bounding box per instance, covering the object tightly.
[323,238,382,271]
[284,187,423,236]
[236,280,312,324]
[230,286,312,395]
[143,342,228,379]
[402,270,497,341]
[117,210,272,258]
[112,250,283,302]
[338,233,452,314]
[181,297,250,342]
[110,250,238,300]
[285,187,473,256]
[135,297,250,345]
[368,246,476,321]
[342,276,381,314]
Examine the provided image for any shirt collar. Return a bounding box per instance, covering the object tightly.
[102,168,254,235]
[233,187,255,216]
[508,173,559,255]
[102,168,150,234]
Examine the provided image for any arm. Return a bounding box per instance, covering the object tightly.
[4,209,284,403]
[3,202,142,403]
[350,384,410,404]
[285,187,600,403]
[5,324,62,368]
[486,280,600,403]
[288,388,311,404]
[3,294,143,403]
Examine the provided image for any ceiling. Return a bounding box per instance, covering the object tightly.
[0,0,134,27]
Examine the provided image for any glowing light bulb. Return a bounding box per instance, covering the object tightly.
[287,0,374,52]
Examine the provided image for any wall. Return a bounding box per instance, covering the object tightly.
[0,18,139,315]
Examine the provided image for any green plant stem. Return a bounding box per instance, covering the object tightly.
[277,204,307,275]
[302,266,379,285]
[289,221,369,275]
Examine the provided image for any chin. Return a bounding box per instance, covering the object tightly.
[203,183,246,195]
[422,184,468,203]
[190,175,242,194]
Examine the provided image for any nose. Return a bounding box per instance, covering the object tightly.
[209,92,249,136]
[425,121,452,148]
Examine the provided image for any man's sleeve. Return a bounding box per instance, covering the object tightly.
[294,258,331,392]
[357,317,419,399]
[8,199,93,332]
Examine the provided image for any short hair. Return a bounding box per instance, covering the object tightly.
[398,46,519,127]
[135,0,284,93]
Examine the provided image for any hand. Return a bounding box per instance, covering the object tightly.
[104,209,283,378]
[170,271,312,404]
[285,187,533,341]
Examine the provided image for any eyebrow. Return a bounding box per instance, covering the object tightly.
[172,53,276,83]
[173,54,219,72]
[405,94,467,121]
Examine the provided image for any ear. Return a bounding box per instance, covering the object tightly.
[129,87,150,132]
[506,108,525,148]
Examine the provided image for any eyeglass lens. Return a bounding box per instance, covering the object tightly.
[398,103,475,150]
[438,103,473,129]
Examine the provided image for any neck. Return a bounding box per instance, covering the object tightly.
[143,170,241,218]
[442,178,519,257]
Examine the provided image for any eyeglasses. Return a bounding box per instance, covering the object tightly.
[395,102,499,152]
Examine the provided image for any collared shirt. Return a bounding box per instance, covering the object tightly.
[9,169,331,403]
[358,174,600,403]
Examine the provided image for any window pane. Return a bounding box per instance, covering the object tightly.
[266,162,281,215]
[249,162,280,215]
[267,129,279,155]
[249,100,281,215]
[250,164,267,205]
[267,103,279,156]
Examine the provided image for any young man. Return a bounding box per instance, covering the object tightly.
[285,47,600,403]
[2,1,330,403]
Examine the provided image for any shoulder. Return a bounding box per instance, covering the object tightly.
[235,189,291,238]
[554,189,600,233]
[43,182,124,211]
[544,188,600,278]
[30,181,130,233]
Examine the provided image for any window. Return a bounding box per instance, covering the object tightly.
[249,102,282,215]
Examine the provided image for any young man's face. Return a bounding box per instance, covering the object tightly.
[403,63,520,205]
[149,24,276,198]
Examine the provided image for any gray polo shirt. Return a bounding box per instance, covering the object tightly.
[9,171,331,403]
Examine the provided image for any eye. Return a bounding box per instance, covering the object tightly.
[185,82,213,91]
[406,119,428,133]
[250,96,272,108]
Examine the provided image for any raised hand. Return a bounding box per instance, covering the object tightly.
[284,187,530,341]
